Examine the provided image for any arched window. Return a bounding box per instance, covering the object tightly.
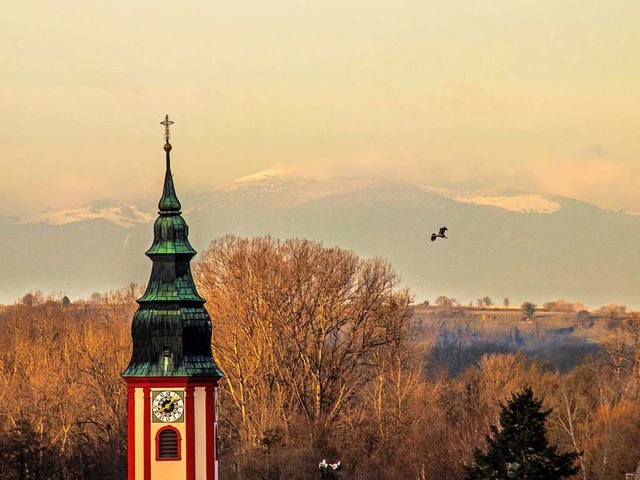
[156,426,182,461]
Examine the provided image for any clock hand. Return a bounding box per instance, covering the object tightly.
[159,395,179,413]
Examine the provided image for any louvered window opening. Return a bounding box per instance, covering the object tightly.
[158,429,179,459]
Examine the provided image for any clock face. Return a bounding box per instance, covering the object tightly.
[152,390,184,423]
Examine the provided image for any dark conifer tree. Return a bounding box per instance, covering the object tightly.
[465,386,579,480]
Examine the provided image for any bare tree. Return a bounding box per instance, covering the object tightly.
[435,296,458,308]
[193,236,413,453]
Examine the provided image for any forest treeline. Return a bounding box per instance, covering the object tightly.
[1,235,640,479]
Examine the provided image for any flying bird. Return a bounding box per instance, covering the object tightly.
[431,226,448,242]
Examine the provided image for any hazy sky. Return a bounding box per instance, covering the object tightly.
[2,0,639,217]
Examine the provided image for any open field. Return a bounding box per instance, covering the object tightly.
[410,304,618,374]
[413,304,611,338]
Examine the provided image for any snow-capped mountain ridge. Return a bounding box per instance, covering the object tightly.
[223,173,567,215]
[4,173,639,308]
[24,175,570,227]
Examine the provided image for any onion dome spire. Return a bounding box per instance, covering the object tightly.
[122,115,223,378]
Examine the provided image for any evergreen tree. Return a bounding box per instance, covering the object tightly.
[465,386,579,480]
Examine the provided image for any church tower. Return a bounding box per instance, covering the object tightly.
[122,116,223,480]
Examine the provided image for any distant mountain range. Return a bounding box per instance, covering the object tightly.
[4,172,639,309]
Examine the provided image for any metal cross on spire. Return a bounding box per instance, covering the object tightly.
[161,114,174,143]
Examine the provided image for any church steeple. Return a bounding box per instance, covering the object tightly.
[122,116,222,480]
[123,115,222,378]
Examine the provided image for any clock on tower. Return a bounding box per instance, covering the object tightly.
[122,116,223,480]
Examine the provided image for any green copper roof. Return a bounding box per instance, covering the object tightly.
[123,130,223,379]
[145,214,197,256]
[124,307,222,377]
[137,257,204,303]
[158,155,182,213]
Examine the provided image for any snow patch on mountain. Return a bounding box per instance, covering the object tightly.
[22,204,153,227]
[462,194,560,213]
[233,168,290,184]
[422,187,560,213]
[225,171,386,206]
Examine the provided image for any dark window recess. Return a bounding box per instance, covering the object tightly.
[158,429,179,459]
[162,345,172,371]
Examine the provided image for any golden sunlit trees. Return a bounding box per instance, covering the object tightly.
[193,236,413,461]
[0,292,132,480]
[7,260,640,479]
